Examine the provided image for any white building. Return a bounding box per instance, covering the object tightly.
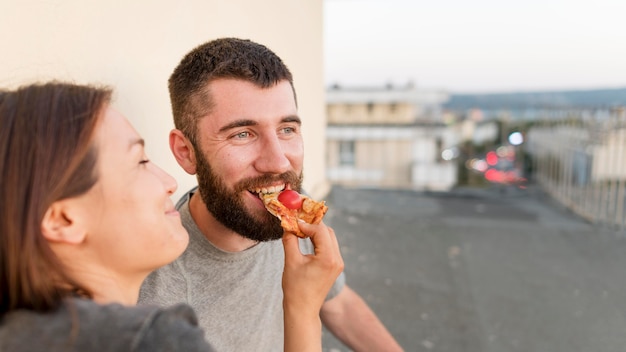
[326,84,457,191]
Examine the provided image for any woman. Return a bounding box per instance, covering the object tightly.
[0,82,343,351]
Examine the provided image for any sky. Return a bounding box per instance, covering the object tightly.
[324,0,626,93]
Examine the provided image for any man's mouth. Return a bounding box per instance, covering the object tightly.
[249,184,286,199]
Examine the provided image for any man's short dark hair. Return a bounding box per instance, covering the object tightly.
[168,37,296,145]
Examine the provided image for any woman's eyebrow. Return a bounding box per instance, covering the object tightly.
[128,138,145,150]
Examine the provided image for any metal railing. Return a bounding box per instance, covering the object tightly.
[526,108,626,229]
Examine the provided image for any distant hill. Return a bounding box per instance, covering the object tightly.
[444,87,626,110]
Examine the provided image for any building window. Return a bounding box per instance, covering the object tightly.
[367,102,374,115]
[339,140,355,166]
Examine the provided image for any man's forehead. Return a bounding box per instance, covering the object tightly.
[206,79,294,102]
[199,80,297,128]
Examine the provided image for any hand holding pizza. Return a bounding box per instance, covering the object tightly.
[281,219,344,351]
[268,190,342,351]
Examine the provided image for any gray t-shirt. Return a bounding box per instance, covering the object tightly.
[139,188,345,351]
[0,297,212,351]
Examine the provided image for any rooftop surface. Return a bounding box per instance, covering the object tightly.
[322,184,626,352]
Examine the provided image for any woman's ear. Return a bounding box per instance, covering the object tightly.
[169,129,197,175]
[41,200,87,244]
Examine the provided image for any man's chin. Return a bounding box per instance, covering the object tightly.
[232,206,280,241]
[237,221,283,242]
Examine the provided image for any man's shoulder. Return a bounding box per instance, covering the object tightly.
[175,185,198,210]
[139,258,187,305]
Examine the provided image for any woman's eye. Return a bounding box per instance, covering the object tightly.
[139,159,150,165]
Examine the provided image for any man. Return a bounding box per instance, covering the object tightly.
[140,38,402,351]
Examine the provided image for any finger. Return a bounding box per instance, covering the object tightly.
[282,231,302,264]
[297,221,331,253]
[325,226,342,257]
[326,226,345,273]
[321,225,342,266]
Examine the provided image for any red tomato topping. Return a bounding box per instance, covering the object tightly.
[278,190,303,209]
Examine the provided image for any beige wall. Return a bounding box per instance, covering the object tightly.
[0,0,328,200]
[327,139,413,187]
[327,102,416,124]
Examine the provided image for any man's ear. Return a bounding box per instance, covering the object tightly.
[170,129,197,175]
[41,200,87,245]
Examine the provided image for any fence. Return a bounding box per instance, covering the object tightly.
[526,107,626,230]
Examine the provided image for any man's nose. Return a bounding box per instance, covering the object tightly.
[253,134,291,174]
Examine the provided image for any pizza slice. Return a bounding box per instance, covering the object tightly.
[260,190,328,238]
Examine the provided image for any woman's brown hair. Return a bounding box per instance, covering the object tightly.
[0,82,112,315]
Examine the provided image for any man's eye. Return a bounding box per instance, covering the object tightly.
[234,131,250,139]
[281,126,297,135]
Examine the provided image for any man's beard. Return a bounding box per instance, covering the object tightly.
[194,147,303,242]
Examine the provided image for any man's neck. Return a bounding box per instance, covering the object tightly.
[188,192,259,252]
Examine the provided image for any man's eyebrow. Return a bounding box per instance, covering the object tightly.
[218,119,257,133]
[283,115,302,125]
[218,116,302,133]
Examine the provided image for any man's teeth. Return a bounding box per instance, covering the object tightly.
[252,185,285,194]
